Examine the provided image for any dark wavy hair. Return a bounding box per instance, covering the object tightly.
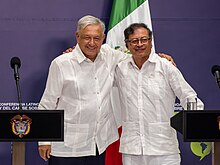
[124,23,152,48]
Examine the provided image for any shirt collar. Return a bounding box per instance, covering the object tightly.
[74,44,86,64]
[148,50,157,63]
[74,44,104,63]
[128,49,157,67]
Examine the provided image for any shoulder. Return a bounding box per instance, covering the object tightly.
[154,53,175,69]
[150,53,180,77]
[100,44,128,66]
[116,56,132,74]
[51,52,75,66]
[101,44,126,58]
[100,44,113,53]
[118,56,131,66]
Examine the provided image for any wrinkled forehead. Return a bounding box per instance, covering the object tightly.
[77,20,105,34]
[78,23,104,35]
[78,24,104,37]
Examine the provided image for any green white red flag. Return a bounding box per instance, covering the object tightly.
[105,0,154,165]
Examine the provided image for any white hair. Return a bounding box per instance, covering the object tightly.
[77,15,106,34]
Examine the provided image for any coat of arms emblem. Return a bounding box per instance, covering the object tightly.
[11,114,32,138]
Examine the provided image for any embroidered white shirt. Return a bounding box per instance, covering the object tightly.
[115,51,204,155]
[39,44,126,157]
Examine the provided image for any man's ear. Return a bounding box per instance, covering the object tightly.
[75,32,79,39]
[102,34,106,41]
[125,43,128,49]
[149,40,153,48]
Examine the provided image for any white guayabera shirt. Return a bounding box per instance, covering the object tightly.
[115,51,204,155]
[38,44,126,157]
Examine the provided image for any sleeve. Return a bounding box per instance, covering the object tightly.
[167,62,204,110]
[113,65,119,87]
[113,49,131,64]
[38,60,64,146]
[38,60,64,110]
[111,66,122,128]
[104,44,131,65]
[38,141,51,146]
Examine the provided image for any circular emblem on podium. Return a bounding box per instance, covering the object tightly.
[10,114,32,138]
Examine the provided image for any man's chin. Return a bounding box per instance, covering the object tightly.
[84,52,97,59]
[135,49,145,53]
[86,49,97,54]
[87,52,97,57]
[135,52,145,56]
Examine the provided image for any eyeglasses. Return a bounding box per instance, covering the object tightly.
[125,37,151,45]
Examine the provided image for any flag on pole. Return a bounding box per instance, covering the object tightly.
[106,0,154,52]
[105,0,154,165]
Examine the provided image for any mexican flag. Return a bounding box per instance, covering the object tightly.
[105,0,154,165]
[106,0,154,52]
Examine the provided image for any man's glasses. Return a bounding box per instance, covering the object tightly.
[125,37,151,45]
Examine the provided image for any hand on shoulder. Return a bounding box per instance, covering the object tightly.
[62,46,75,54]
[158,53,176,67]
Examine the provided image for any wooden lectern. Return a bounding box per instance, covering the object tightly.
[0,110,64,165]
[170,110,220,165]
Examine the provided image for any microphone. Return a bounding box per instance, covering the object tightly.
[10,57,22,110]
[211,65,220,88]
[10,57,21,80]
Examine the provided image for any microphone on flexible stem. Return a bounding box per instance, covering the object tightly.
[10,57,22,110]
[211,65,220,88]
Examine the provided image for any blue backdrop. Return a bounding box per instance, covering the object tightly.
[0,0,219,164]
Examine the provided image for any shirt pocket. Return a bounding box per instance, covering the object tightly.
[58,97,80,122]
[119,78,131,97]
[64,123,89,148]
[143,73,166,100]
[149,122,173,145]
[120,121,139,146]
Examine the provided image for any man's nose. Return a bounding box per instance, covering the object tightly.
[88,38,95,45]
[137,39,143,46]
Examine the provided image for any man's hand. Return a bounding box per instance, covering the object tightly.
[159,53,176,67]
[62,46,75,54]
[38,145,51,161]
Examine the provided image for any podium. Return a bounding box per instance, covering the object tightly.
[0,110,64,165]
[171,110,220,165]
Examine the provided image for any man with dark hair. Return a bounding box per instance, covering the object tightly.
[114,23,204,165]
